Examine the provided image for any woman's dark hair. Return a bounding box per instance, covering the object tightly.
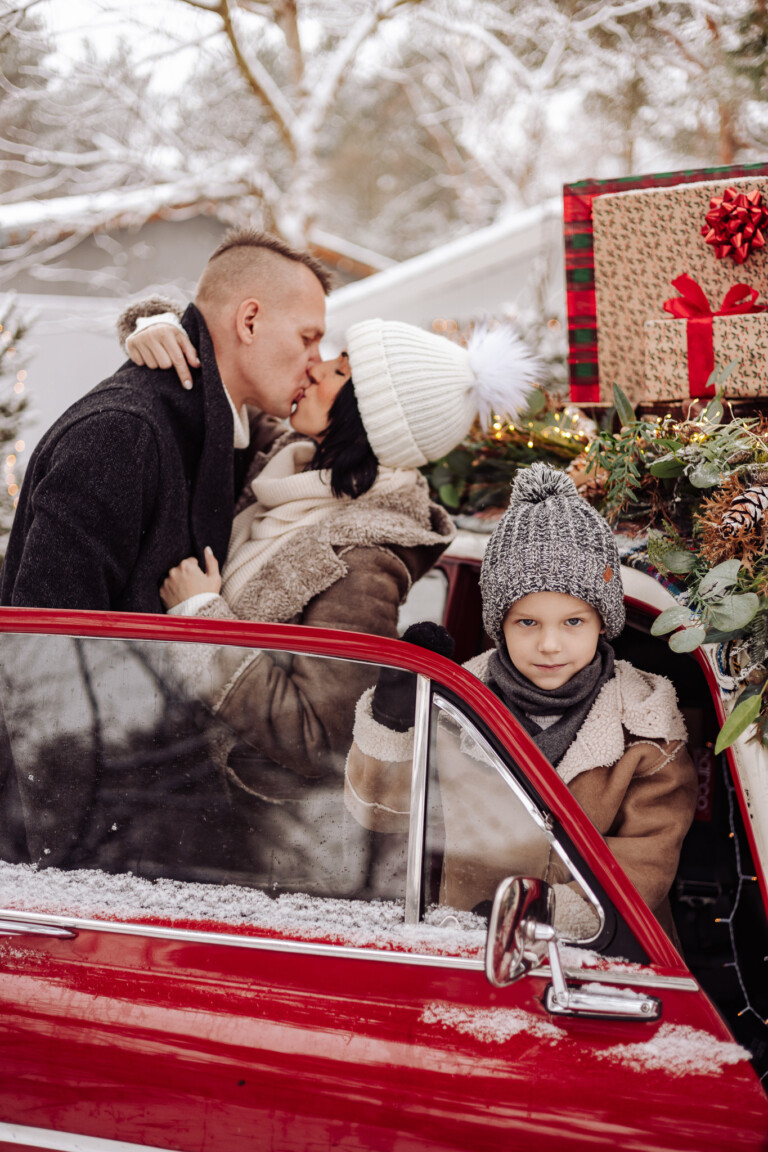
[310,377,379,498]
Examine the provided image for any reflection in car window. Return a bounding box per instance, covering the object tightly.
[424,697,602,942]
[0,634,410,905]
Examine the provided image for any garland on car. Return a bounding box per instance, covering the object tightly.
[583,368,768,753]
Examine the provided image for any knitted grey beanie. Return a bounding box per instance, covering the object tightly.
[480,463,625,643]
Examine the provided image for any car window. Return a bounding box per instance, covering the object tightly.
[423,693,604,944]
[0,632,407,893]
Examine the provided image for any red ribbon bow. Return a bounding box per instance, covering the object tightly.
[662,274,768,397]
[701,186,768,265]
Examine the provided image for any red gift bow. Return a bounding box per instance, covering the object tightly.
[662,274,768,398]
[701,186,768,265]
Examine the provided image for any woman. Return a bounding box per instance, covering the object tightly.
[122,306,538,891]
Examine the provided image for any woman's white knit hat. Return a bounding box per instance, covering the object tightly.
[346,320,539,468]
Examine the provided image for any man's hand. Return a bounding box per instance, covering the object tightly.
[126,324,200,390]
[161,547,222,609]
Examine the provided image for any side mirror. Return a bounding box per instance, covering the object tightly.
[485,875,662,1022]
[485,876,555,988]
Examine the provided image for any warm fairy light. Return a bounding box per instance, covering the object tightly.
[493,421,501,431]
[527,440,534,448]
[12,497,17,509]
[554,413,560,422]
[14,440,24,452]
[7,484,17,497]
[13,383,23,394]
[6,455,15,467]
[16,370,26,381]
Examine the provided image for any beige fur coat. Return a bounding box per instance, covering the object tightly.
[188,431,456,803]
[345,650,697,941]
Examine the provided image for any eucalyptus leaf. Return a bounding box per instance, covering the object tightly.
[707,593,761,632]
[703,628,747,645]
[613,384,636,429]
[523,388,547,417]
[714,688,764,755]
[702,392,724,425]
[688,460,723,488]
[669,626,707,653]
[662,550,697,574]
[438,483,463,510]
[713,358,740,388]
[699,559,741,598]
[650,606,697,636]
[650,456,686,479]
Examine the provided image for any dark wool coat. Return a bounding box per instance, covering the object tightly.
[1,305,246,613]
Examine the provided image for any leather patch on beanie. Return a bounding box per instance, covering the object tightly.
[603,565,613,583]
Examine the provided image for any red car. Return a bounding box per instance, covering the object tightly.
[0,583,766,1152]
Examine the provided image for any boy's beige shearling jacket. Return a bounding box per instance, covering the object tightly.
[183,432,456,803]
[345,649,697,940]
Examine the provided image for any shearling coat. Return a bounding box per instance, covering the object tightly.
[345,650,697,941]
[0,305,270,612]
[180,432,456,809]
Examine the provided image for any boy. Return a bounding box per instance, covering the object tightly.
[346,463,697,941]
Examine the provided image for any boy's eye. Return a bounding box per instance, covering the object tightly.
[565,617,584,626]
[517,619,537,628]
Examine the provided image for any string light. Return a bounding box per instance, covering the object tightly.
[716,760,768,1072]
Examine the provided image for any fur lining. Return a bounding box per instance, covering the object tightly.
[553,883,601,940]
[464,652,687,785]
[351,686,416,761]
[117,297,182,349]
[229,466,455,623]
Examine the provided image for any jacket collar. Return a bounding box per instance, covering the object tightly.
[468,651,687,785]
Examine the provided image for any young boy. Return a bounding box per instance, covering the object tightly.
[345,463,697,942]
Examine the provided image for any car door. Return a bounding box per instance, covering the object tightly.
[0,609,765,1152]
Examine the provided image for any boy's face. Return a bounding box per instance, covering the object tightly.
[502,591,603,691]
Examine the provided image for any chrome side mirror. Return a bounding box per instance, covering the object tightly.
[485,875,662,1021]
[485,876,555,988]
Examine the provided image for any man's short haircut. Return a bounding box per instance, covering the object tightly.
[206,227,332,295]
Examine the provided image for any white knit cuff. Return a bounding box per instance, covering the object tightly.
[167,592,221,616]
[134,312,186,334]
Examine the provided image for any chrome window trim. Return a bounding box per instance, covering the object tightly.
[432,692,607,945]
[405,673,431,925]
[0,908,699,991]
[0,907,483,969]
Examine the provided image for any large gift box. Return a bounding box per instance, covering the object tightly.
[563,163,768,406]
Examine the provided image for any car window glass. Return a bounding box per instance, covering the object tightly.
[0,633,414,928]
[423,695,603,943]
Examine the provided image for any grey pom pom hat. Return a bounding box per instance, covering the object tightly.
[480,463,625,644]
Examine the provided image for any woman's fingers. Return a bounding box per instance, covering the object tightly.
[125,324,199,388]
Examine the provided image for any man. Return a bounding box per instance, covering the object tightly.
[0,229,330,611]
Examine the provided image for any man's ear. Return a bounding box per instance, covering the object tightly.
[235,298,260,344]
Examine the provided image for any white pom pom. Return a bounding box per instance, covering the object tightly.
[466,324,540,431]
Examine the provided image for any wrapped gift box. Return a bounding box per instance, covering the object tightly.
[563,162,768,406]
[643,311,768,402]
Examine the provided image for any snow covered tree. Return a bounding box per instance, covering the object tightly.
[0,296,30,559]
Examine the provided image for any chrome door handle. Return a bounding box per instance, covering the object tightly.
[0,919,76,939]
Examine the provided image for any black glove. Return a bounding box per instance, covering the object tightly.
[371,622,455,732]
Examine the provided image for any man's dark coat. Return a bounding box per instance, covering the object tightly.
[1,305,244,613]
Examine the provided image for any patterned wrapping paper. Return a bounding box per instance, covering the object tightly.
[592,176,768,405]
[643,312,768,401]
[563,162,768,405]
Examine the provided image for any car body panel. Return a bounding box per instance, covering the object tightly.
[0,607,765,1151]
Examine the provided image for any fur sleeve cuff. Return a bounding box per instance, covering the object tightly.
[353,687,416,762]
[117,296,183,349]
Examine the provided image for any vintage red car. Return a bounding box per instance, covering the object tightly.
[0,577,766,1152]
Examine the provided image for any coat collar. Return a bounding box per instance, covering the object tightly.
[467,651,687,784]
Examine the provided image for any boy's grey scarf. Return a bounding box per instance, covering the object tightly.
[486,637,615,767]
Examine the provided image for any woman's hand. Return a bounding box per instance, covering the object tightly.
[161,547,222,609]
[126,324,200,390]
